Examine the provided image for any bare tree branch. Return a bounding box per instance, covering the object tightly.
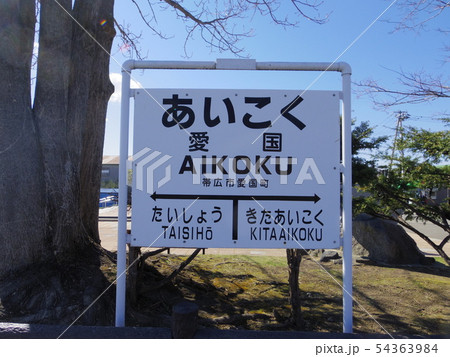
[358,1,449,108]
[356,69,449,108]
[142,248,202,291]
[118,0,328,57]
[140,247,170,262]
[161,0,254,56]
[131,0,170,39]
[245,0,328,26]
[290,0,329,25]
[387,0,449,32]
[113,19,146,59]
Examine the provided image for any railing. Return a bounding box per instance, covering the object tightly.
[99,192,118,208]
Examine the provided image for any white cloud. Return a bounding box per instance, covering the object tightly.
[109,72,141,103]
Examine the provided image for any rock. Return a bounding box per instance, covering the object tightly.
[352,214,433,265]
[319,250,341,262]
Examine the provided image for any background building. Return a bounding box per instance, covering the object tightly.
[102,155,119,188]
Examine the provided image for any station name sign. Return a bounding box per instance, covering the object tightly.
[131,88,341,249]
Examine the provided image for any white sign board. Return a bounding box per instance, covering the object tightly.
[131,89,340,249]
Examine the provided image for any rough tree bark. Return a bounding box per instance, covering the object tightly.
[286,248,304,328]
[0,0,115,276]
[33,0,115,258]
[0,0,48,276]
[0,0,115,324]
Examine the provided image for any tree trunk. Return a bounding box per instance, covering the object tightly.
[286,248,304,328]
[79,0,115,244]
[32,0,115,260]
[34,0,81,257]
[0,0,115,324]
[0,0,48,277]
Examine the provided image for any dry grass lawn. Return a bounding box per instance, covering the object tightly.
[116,253,450,336]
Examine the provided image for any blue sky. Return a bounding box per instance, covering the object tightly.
[104,0,448,156]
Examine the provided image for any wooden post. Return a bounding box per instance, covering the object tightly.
[127,245,140,305]
[171,301,199,338]
[286,248,304,328]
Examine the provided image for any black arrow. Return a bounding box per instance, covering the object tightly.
[151,192,320,203]
[151,192,320,241]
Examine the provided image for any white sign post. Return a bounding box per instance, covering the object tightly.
[115,59,352,334]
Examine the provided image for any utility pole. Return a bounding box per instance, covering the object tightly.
[389,111,410,173]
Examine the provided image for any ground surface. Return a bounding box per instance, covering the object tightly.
[1,207,448,337]
[100,205,450,336]
[109,252,449,336]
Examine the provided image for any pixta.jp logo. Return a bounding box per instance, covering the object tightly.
[131,148,172,194]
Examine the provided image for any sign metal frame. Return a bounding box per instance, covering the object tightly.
[115,59,352,333]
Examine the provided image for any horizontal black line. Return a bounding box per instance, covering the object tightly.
[151,192,320,203]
